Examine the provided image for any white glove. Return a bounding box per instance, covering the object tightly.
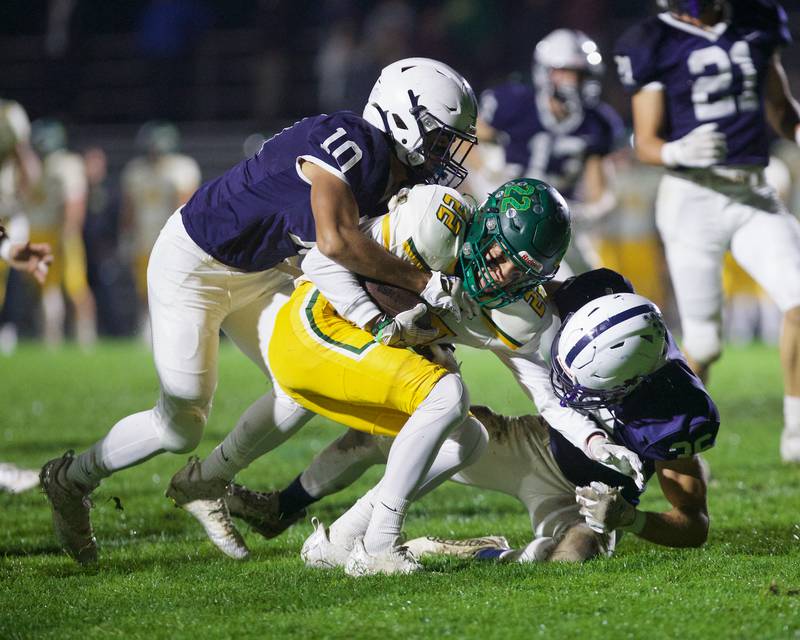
[586,434,645,490]
[371,303,439,347]
[420,271,478,321]
[660,123,727,168]
[575,481,637,534]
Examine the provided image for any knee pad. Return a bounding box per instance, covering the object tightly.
[155,394,210,453]
[433,373,470,424]
[682,319,722,366]
[457,416,489,467]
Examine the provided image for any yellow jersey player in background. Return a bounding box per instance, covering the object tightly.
[0,98,41,352]
[26,119,95,348]
[120,121,201,336]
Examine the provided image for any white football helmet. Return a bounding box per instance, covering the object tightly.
[550,293,668,410]
[532,29,604,109]
[363,57,478,188]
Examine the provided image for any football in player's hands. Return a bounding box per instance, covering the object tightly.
[361,278,433,329]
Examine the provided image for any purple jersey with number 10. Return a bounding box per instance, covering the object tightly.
[479,83,622,199]
[613,0,791,167]
[547,269,720,505]
[181,111,392,272]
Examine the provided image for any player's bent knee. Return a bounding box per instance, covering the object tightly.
[458,416,489,466]
[432,373,470,424]
[156,396,210,453]
[682,320,722,366]
[548,523,603,562]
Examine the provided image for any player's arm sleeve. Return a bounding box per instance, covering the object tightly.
[613,24,664,94]
[301,218,383,329]
[302,115,380,194]
[494,350,605,451]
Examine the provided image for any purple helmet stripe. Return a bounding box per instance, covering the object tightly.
[564,303,655,367]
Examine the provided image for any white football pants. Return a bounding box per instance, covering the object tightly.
[656,171,800,364]
[68,211,296,487]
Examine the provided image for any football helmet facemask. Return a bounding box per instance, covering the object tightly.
[363,57,478,188]
[459,178,571,309]
[532,29,604,110]
[550,293,668,411]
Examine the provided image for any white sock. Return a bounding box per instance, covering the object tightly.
[784,396,800,433]
[199,390,312,481]
[67,409,164,489]
[329,487,377,549]
[363,494,409,555]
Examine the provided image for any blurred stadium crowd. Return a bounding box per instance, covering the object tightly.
[1,0,800,348]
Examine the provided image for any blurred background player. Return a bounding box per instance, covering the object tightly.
[120,121,201,338]
[0,98,41,353]
[0,222,51,492]
[25,119,96,348]
[466,28,623,275]
[614,0,800,462]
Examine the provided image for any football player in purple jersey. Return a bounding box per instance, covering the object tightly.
[613,0,800,463]
[246,268,719,563]
[468,29,624,274]
[39,58,480,564]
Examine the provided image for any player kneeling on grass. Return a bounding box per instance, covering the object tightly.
[264,269,720,563]
[175,179,650,574]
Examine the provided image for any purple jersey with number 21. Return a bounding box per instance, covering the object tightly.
[613,0,791,166]
[181,111,393,272]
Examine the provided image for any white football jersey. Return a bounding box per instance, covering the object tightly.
[25,150,87,230]
[300,183,601,450]
[0,99,32,217]
[121,153,201,254]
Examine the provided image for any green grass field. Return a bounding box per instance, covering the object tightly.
[1,341,799,639]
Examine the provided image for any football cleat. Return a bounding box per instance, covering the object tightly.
[780,427,800,463]
[404,535,510,559]
[344,537,422,577]
[0,462,41,494]
[300,517,351,569]
[225,483,305,539]
[166,457,249,560]
[40,451,97,565]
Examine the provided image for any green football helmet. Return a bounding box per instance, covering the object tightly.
[459,178,571,308]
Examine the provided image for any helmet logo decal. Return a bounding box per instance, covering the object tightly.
[517,250,543,273]
[565,304,660,367]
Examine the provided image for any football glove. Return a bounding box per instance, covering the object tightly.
[660,123,727,168]
[371,303,439,347]
[586,434,645,490]
[420,272,477,321]
[575,481,636,534]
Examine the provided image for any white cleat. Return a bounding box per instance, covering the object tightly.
[344,537,422,577]
[780,427,800,463]
[40,451,97,565]
[404,535,510,559]
[166,457,249,560]
[0,463,41,494]
[300,517,351,569]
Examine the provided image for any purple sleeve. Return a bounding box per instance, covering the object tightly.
[304,113,383,195]
[613,21,665,93]
[731,0,791,48]
[479,83,531,133]
[586,103,625,157]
